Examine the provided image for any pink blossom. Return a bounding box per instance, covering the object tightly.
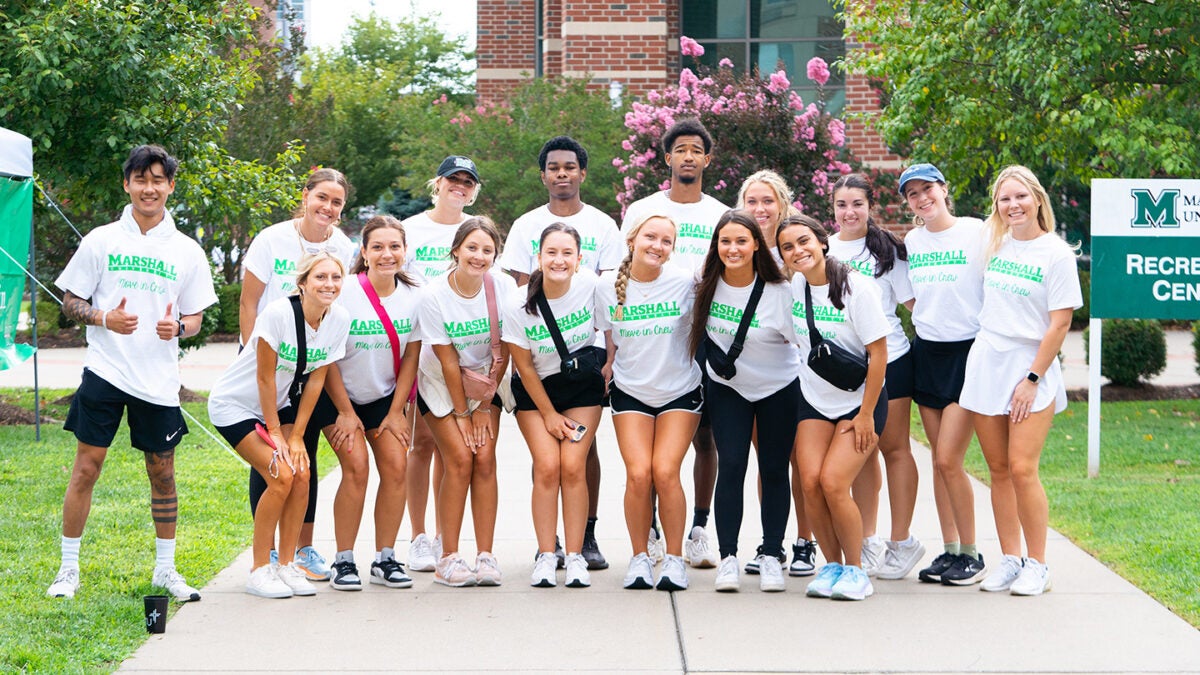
[659,179,671,191]
[719,58,734,69]
[679,68,700,90]
[476,105,487,115]
[612,157,624,167]
[714,180,727,191]
[806,57,830,86]
[680,36,705,57]
[827,118,846,147]
[788,91,805,110]
[621,139,634,151]
[767,71,791,94]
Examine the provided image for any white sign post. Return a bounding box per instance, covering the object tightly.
[1089,179,1200,477]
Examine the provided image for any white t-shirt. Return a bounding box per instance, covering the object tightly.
[828,234,914,362]
[621,191,729,274]
[904,217,987,342]
[414,271,518,377]
[594,266,702,407]
[208,297,351,426]
[703,277,799,402]
[500,203,623,276]
[790,273,891,418]
[977,233,1083,349]
[242,220,357,313]
[403,211,470,281]
[502,271,600,379]
[55,206,217,406]
[335,276,424,405]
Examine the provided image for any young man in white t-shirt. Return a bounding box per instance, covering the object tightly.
[48,145,217,602]
[620,119,729,568]
[500,136,623,571]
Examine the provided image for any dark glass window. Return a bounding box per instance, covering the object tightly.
[682,0,845,114]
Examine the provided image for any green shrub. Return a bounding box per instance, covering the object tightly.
[1071,269,1090,329]
[32,300,69,335]
[1193,320,1200,378]
[1083,319,1167,386]
[896,303,915,340]
[216,283,241,334]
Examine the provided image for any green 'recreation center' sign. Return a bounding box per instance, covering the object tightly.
[1091,179,1200,320]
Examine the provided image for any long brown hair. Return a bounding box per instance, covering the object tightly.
[350,215,418,287]
[776,214,853,310]
[831,173,906,277]
[688,209,786,356]
[524,223,582,316]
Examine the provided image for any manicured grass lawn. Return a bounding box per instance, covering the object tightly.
[912,399,1200,627]
[0,388,334,673]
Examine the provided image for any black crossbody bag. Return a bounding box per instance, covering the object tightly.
[704,276,765,380]
[287,295,310,407]
[535,294,601,382]
[803,281,868,392]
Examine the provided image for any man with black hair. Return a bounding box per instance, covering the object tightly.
[500,135,623,570]
[621,118,729,569]
[47,145,216,601]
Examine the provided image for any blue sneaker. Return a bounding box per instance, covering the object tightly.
[806,562,844,598]
[831,565,874,600]
[294,546,331,581]
[269,550,278,565]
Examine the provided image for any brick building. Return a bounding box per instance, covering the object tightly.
[476,0,901,169]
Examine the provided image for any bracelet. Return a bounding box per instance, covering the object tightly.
[99,310,109,329]
[452,408,471,418]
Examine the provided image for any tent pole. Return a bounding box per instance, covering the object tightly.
[29,210,39,441]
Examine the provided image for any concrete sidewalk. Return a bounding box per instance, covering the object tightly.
[114,411,1200,674]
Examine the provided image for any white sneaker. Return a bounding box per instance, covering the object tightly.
[758,554,786,592]
[433,534,443,560]
[531,551,558,588]
[47,566,80,599]
[684,526,719,568]
[656,554,689,591]
[714,555,740,592]
[152,566,201,602]
[275,562,317,596]
[981,554,1023,592]
[564,553,591,588]
[408,533,436,573]
[647,530,665,563]
[246,564,292,599]
[876,536,926,580]
[475,552,502,587]
[860,535,887,577]
[623,553,654,590]
[1010,557,1052,596]
[830,565,874,601]
[806,562,844,598]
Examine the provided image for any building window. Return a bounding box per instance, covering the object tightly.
[682,0,845,114]
[277,0,307,48]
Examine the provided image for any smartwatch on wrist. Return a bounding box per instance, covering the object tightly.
[177,319,186,337]
[1026,371,1040,383]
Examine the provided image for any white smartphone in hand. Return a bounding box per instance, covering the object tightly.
[569,422,587,442]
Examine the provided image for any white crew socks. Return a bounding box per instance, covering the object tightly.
[61,535,82,570]
[155,537,176,569]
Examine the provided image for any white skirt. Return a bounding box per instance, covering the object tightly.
[416,360,515,417]
[959,333,1067,417]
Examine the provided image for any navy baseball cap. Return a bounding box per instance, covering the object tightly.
[897,163,945,194]
[437,155,480,183]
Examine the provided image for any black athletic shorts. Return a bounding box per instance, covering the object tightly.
[911,336,974,409]
[610,384,704,417]
[797,384,889,430]
[64,368,186,452]
[885,349,915,400]
[310,389,394,431]
[512,368,605,412]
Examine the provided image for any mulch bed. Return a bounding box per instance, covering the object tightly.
[1067,383,1200,402]
[1,388,205,425]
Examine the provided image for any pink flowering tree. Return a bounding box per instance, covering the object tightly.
[615,38,853,220]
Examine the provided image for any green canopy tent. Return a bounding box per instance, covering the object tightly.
[0,127,39,433]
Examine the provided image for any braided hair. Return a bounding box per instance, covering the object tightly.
[613,213,677,321]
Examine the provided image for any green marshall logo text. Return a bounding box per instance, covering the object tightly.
[1130,189,1181,228]
[609,301,681,321]
[108,254,177,280]
[709,301,761,327]
[531,236,599,254]
[792,302,846,323]
[525,308,592,341]
[444,317,494,339]
[416,245,452,262]
[273,258,297,276]
[678,222,715,240]
[987,258,1044,283]
[909,250,967,270]
[277,341,330,367]
[845,259,874,277]
[349,318,413,336]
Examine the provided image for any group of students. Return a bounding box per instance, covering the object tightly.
[46,119,1080,605]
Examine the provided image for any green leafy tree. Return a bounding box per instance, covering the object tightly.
[395,77,629,232]
[299,12,473,211]
[842,0,1199,243]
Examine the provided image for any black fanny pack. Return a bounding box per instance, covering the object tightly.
[705,276,765,381]
[803,281,868,392]
[536,294,601,383]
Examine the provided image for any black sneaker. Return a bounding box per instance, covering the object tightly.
[918,551,957,583]
[940,553,987,586]
[581,532,609,570]
[744,545,784,575]
[370,557,413,589]
[330,559,362,591]
[788,539,817,577]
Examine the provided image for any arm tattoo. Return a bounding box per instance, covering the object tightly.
[62,292,102,327]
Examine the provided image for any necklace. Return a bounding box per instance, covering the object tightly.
[449,269,482,298]
[295,218,334,254]
[629,266,661,284]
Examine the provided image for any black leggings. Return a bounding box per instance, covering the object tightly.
[249,422,320,524]
[707,378,800,559]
